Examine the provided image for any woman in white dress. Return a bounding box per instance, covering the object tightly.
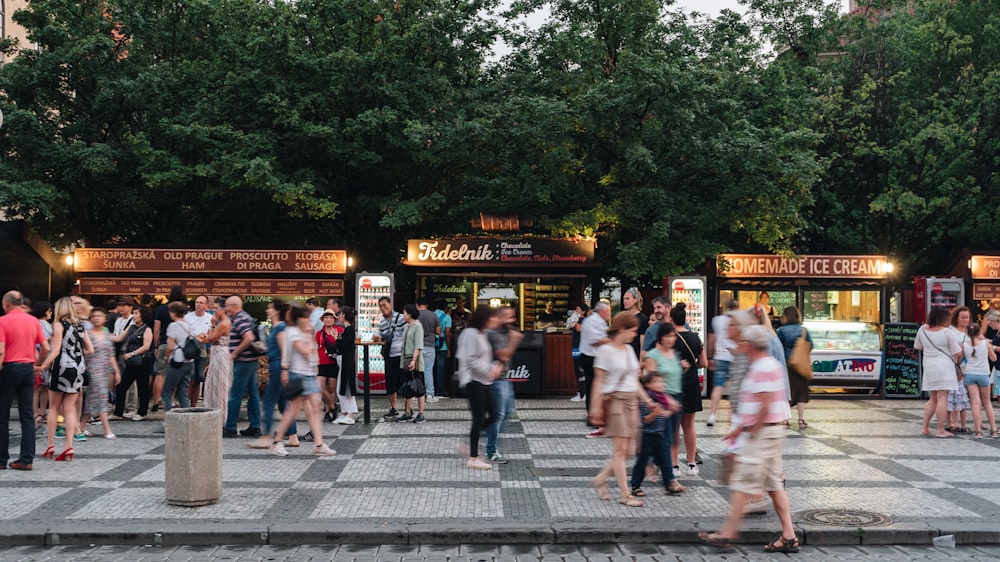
[200,298,232,425]
[915,306,962,437]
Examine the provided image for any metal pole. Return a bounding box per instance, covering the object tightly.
[362,342,371,425]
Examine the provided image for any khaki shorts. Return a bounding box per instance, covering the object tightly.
[153,344,168,376]
[730,424,786,495]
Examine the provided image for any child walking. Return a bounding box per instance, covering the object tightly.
[629,372,685,497]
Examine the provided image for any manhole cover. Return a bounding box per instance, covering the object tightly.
[796,509,893,527]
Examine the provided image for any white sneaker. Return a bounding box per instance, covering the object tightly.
[333,415,348,424]
[313,443,337,456]
[341,417,356,425]
[706,414,717,427]
[122,412,135,419]
[467,457,492,470]
[426,395,439,403]
[569,393,584,402]
[687,463,699,476]
[131,415,144,422]
[271,442,290,457]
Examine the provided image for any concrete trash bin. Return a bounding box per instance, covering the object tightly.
[164,407,223,506]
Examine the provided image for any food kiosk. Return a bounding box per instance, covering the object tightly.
[714,254,892,393]
[403,237,598,395]
[72,249,346,305]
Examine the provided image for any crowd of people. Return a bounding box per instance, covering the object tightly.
[916,302,1000,438]
[546,292,808,554]
[17,283,998,554]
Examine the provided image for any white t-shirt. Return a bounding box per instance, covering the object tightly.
[185,311,213,337]
[963,338,990,375]
[579,313,608,357]
[595,345,639,393]
[167,321,193,363]
[711,314,735,362]
[285,326,318,376]
[309,308,324,333]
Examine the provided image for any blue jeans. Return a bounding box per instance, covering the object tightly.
[631,431,675,489]
[435,349,449,397]
[263,363,297,436]
[162,361,193,412]
[423,347,436,396]
[226,360,262,431]
[486,379,515,456]
[0,363,35,464]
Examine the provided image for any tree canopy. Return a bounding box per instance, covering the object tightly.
[1,0,996,281]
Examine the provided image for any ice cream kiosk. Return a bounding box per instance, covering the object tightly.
[714,254,891,393]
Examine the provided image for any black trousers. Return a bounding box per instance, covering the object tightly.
[114,362,151,417]
[466,381,495,458]
[581,354,596,416]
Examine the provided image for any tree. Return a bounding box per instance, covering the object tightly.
[475,1,823,280]
[770,0,1000,273]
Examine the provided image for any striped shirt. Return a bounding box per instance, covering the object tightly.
[229,310,256,363]
[735,355,790,426]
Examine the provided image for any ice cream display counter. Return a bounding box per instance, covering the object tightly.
[805,320,883,392]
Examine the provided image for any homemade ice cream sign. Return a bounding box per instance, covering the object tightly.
[404,238,595,267]
[717,254,889,279]
[73,249,347,274]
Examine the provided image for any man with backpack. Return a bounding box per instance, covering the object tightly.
[223,295,263,438]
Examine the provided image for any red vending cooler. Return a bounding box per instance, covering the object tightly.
[669,276,708,396]
[355,272,394,394]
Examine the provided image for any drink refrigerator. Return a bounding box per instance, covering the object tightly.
[668,276,708,396]
[356,272,393,394]
[914,276,965,324]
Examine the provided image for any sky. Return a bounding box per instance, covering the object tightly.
[493,0,851,58]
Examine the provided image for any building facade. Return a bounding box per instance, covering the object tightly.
[1,0,30,64]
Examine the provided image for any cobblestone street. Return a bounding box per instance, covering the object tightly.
[3,397,999,550]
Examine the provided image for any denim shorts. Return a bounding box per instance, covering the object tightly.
[290,372,321,396]
[965,373,991,388]
[713,360,731,386]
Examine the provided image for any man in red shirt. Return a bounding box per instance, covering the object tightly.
[0,290,49,470]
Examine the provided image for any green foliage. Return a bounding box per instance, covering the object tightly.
[777,0,1000,274]
[6,0,990,283]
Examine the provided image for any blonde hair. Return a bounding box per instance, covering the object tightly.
[624,287,643,309]
[52,296,80,325]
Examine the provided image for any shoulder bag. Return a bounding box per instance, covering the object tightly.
[787,327,813,380]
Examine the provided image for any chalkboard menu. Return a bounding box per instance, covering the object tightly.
[882,323,922,398]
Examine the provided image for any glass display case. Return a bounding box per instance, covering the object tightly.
[803,321,882,352]
[803,320,883,390]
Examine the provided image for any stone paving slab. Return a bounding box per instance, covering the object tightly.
[4,397,1000,547]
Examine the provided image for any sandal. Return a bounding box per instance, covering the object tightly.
[976,431,983,439]
[991,430,999,439]
[630,487,647,497]
[763,535,800,553]
[698,532,734,549]
[619,494,644,507]
[798,419,808,429]
[666,481,686,495]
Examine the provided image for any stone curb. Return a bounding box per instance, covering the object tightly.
[0,522,979,547]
